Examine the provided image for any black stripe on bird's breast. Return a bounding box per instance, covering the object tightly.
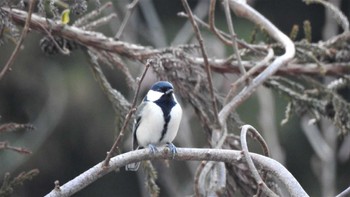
[155,98,176,142]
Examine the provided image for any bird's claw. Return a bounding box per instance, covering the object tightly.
[148,144,158,154]
[166,142,177,159]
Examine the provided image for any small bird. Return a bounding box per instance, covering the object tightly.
[126,81,183,171]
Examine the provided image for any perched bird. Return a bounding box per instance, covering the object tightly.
[126,81,183,171]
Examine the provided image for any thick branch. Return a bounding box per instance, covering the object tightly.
[44,147,308,197]
[4,8,155,59]
[4,8,349,77]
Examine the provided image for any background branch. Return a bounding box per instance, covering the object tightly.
[0,0,36,80]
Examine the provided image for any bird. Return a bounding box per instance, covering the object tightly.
[126,81,183,171]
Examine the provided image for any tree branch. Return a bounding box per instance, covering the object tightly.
[44,147,308,197]
[181,0,221,129]
[102,59,150,167]
[240,125,276,197]
[3,8,349,78]
[219,0,295,124]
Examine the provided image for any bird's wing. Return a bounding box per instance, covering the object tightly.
[132,101,147,150]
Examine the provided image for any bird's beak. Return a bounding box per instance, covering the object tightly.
[165,89,173,95]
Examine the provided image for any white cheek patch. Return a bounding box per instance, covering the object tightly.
[146,90,163,102]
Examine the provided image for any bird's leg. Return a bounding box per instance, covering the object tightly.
[148,144,158,154]
[166,142,177,159]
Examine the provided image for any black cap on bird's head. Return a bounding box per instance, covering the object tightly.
[151,81,174,95]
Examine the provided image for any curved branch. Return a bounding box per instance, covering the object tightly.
[219,0,295,124]
[337,185,350,197]
[44,147,308,197]
[240,125,276,197]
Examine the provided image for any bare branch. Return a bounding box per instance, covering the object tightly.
[3,8,348,77]
[194,161,206,196]
[114,0,140,40]
[44,147,308,197]
[172,1,210,45]
[240,125,276,197]
[219,0,295,124]
[73,2,114,27]
[209,0,232,45]
[103,60,150,167]
[224,47,274,104]
[223,0,246,75]
[0,142,32,154]
[304,0,349,33]
[181,0,220,129]
[0,123,34,134]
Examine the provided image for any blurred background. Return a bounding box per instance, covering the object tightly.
[1,0,350,196]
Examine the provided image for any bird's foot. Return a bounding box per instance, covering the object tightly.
[166,142,177,159]
[148,144,158,154]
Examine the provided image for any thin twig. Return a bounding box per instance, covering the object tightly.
[0,0,36,80]
[224,47,274,104]
[172,1,210,45]
[38,22,70,55]
[0,123,34,133]
[304,0,349,32]
[209,0,231,45]
[103,60,150,167]
[240,125,276,197]
[114,0,140,39]
[0,141,32,154]
[223,0,246,75]
[178,11,261,54]
[81,13,117,30]
[181,0,220,129]
[44,147,309,197]
[73,2,113,27]
[194,161,207,197]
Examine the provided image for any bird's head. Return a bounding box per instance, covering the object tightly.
[145,81,175,102]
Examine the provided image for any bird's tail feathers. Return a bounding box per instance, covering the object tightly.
[125,146,141,171]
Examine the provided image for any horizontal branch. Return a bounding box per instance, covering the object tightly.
[44,147,308,197]
[4,8,349,77]
[4,8,156,59]
[210,62,350,76]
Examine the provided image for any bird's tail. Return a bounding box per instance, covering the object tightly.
[125,146,141,171]
[125,162,141,171]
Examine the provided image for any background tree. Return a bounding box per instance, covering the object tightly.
[1,0,350,196]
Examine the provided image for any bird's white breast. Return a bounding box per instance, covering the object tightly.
[160,103,182,144]
[135,101,182,147]
[136,102,165,147]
